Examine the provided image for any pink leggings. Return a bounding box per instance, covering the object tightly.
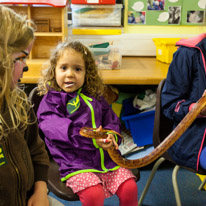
[77,178,138,206]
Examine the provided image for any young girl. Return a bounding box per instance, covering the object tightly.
[0,5,49,206]
[37,41,138,206]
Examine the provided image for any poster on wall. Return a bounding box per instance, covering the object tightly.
[127,0,206,26]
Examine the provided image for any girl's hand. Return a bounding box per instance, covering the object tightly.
[95,126,119,150]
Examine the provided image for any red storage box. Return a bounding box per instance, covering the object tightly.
[71,0,115,4]
[0,0,68,7]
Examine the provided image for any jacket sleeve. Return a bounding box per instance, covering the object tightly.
[161,47,197,123]
[101,97,122,144]
[25,108,49,182]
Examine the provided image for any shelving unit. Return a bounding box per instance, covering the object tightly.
[0,0,68,83]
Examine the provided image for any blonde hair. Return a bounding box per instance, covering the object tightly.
[38,41,105,99]
[0,5,34,138]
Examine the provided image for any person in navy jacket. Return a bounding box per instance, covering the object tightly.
[161,33,206,171]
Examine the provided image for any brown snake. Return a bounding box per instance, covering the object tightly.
[79,95,206,169]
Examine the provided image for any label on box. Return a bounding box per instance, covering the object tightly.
[87,0,99,3]
[158,49,162,55]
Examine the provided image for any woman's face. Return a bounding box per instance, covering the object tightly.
[12,41,33,86]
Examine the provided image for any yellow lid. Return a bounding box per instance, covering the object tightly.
[152,38,182,45]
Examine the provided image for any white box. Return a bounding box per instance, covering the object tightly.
[71,4,123,26]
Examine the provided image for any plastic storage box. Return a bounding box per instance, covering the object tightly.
[121,109,155,147]
[71,4,123,26]
[89,42,122,69]
[71,0,115,4]
[153,38,181,64]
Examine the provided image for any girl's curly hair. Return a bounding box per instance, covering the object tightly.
[38,41,105,99]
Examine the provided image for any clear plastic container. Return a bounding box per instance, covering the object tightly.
[71,4,123,26]
[88,42,122,69]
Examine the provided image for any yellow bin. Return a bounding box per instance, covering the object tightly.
[153,38,182,64]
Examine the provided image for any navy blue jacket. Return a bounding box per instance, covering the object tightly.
[161,33,206,171]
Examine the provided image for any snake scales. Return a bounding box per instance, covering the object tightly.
[79,95,206,169]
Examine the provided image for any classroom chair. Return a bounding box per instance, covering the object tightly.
[138,78,206,206]
[29,87,80,201]
[29,86,140,202]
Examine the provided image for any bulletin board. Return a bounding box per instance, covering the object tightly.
[128,0,206,26]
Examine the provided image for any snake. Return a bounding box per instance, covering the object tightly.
[79,95,206,169]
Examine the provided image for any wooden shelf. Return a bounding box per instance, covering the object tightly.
[1,1,68,62]
[0,0,68,7]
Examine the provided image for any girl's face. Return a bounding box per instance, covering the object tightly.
[12,41,33,86]
[55,48,86,93]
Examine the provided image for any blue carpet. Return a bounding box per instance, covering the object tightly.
[137,161,206,206]
[49,147,206,205]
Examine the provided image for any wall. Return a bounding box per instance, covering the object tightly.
[69,0,206,56]
[121,0,206,55]
[124,0,206,34]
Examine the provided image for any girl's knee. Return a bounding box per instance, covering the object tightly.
[116,178,138,197]
[116,178,138,206]
[77,184,104,206]
[119,178,137,193]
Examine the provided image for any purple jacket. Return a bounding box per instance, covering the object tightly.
[37,88,121,181]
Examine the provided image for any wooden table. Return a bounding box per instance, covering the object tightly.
[100,56,169,85]
[22,57,169,85]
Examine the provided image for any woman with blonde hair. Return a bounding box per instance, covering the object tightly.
[0,5,49,206]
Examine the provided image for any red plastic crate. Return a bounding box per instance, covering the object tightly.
[71,0,115,4]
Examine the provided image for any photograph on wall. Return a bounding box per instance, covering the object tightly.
[128,11,146,24]
[147,0,165,10]
[181,0,206,25]
[168,6,181,24]
[127,0,206,26]
[187,10,204,24]
[128,0,183,25]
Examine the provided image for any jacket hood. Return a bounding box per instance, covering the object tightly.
[176,33,206,48]
[176,33,206,71]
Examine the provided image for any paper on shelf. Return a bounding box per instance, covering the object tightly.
[119,129,144,156]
